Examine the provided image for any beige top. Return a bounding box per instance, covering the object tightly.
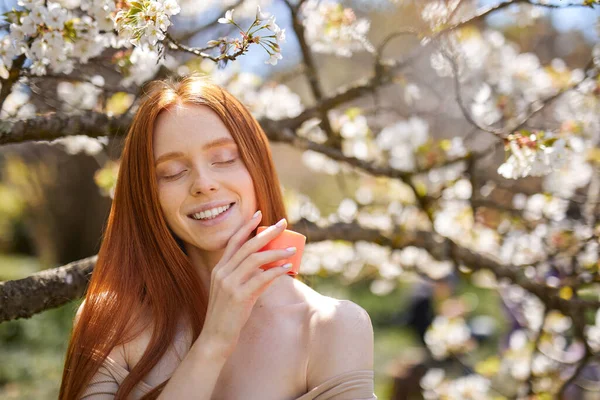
[80,356,377,400]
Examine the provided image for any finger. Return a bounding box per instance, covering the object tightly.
[221,218,288,276]
[242,263,293,297]
[230,247,296,284]
[219,210,263,268]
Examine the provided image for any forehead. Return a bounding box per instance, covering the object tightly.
[152,104,233,151]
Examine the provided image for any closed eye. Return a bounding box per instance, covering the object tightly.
[163,170,186,180]
[162,159,236,180]
[216,159,236,165]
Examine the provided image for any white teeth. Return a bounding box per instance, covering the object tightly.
[192,204,231,220]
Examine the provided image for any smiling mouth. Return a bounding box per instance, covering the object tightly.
[187,202,236,220]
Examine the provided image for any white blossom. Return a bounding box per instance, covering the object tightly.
[0,84,36,118]
[216,6,285,65]
[56,81,101,111]
[250,83,303,120]
[421,368,445,391]
[369,279,396,296]
[498,134,571,180]
[421,1,453,27]
[44,2,69,29]
[339,114,369,139]
[120,45,169,87]
[471,84,502,125]
[114,0,181,50]
[49,135,109,156]
[256,5,270,21]
[445,374,491,399]
[425,316,472,359]
[434,200,473,242]
[446,137,467,158]
[376,117,429,171]
[404,83,421,105]
[0,36,18,70]
[302,150,341,175]
[265,52,282,65]
[301,0,372,57]
[542,151,593,198]
[337,198,358,222]
[578,241,599,269]
[218,9,235,24]
[297,118,328,144]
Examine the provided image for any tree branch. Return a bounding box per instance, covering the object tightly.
[9,0,592,146]
[0,255,96,322]
[0,111,131,145]
[284,0,337,147]
[431,0,598,41]
[22,72,138,95]
[2,220,597,323]
[164,32,247,63]
[442,49,506,137]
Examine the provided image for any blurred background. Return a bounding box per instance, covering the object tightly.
[1,0,599,399]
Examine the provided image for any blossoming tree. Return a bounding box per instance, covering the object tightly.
[0,0,599,398]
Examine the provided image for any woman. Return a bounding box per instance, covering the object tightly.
[59,74,376,399]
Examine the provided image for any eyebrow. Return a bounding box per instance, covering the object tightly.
[154,137,236,166]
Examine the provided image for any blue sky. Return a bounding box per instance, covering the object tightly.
[1,0,597,78]
[203,0,599,78]
[480,0,600,42]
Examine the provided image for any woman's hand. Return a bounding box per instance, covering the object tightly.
[200,211,295,359]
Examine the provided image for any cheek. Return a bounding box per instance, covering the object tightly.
[233,169,257,207]
[157,188,182,220]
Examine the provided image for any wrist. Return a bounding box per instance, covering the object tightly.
[194,334,231,363]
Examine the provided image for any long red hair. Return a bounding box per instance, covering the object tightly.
[59,74,291,399]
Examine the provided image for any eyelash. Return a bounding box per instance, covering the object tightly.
[163,159,237,180]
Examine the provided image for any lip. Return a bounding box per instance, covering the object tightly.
[187,201,236,216]
[188,202,235,227]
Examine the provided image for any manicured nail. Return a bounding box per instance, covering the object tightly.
[276,218,286,228]
[286,247,297,253]
[282,262,293,269]
[253,210,261,219]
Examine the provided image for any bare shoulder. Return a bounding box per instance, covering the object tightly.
[291,278,373,332]
[312,298,373,332]
[118,306,192,370]
[302,288,375,388]
[75,299,158,371]
[74,299,129,370]
[74,299,86,326]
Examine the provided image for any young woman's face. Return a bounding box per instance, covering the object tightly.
[152,103,257,252]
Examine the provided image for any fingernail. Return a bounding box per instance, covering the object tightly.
[286,247,297,253]
[253,210,261,219]
[282,262,292,269]
[276,218,286,228]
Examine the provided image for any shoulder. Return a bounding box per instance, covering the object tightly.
[74,299,129,371]
[306,296,374,388]
[75,299,159,371]
[291,279,374,344]
[74,299,86,326]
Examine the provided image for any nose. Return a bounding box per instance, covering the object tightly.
[190,168,219,195]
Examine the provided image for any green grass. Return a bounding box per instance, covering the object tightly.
[0,302,73,400]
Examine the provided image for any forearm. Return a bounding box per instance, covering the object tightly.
[157,335,228,399]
